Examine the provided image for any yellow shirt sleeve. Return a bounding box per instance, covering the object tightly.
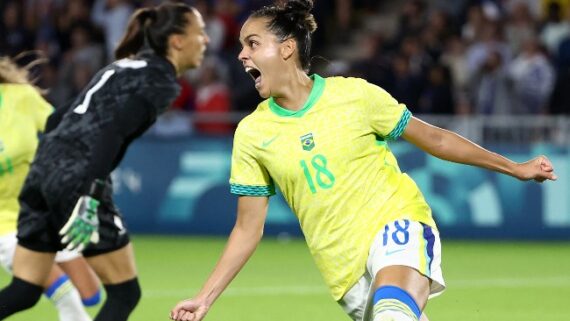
[362,80,412,140]
[21,85,53,132]
[229,120,275,196]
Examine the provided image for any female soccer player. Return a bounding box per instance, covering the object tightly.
[0,55,101,321]
[170,1,557,321]
[0,2,209,321]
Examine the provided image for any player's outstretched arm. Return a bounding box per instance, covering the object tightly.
[170,196,269,321]
[402,116,557,183]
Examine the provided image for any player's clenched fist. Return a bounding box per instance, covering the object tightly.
[514,155,558,183]
[170,298,210,321]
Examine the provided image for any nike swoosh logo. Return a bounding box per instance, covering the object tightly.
[262,135,279,148]
[385,248,405,256]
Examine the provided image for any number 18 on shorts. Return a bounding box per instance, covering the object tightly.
[367,220,446,298]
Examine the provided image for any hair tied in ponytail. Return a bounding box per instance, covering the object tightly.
[138,8,157,27]
[115,2,193,59]
[284,0,313,14]
[138,8,158,51]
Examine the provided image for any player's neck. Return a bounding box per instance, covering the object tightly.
[272,72,313,111]
[165,55,181,76]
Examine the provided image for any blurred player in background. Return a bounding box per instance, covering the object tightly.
[0,2,209,321]
[0,54,101,321]
[170,1,557,321]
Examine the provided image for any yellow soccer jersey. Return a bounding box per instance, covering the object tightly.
[230,75,436,300]
[0,84,53,235]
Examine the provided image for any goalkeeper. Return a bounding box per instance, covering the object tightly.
[0,2,209,321]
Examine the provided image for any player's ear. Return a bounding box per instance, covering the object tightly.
[169,34,184,51]
[280,38,296,61]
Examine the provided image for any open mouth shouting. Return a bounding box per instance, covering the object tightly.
[245,66,262,89]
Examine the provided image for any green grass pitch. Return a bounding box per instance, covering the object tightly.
[1,236,569,320]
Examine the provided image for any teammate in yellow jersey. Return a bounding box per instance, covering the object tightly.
[170,1,557,321]
[0,55,101,320]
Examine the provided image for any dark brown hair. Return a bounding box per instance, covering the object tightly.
[115,2,194,59]
[251,0,317,71]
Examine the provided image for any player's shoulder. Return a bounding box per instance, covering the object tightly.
[137,52,175,73]
[235,100,271,136]
[0,83,38,97]
[113,54,179,97]
[0,83,44,110]
[327,76,392,99]
[320,76,377,105]
[324,75,371,88]
[323,76,377,97]
[111,54,175,80]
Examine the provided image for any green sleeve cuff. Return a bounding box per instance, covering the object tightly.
[230,184,275,196]
[386,108,412,140]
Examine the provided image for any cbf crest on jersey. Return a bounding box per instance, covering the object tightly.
[300,133,315,151]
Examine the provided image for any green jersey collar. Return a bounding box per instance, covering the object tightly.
[269,74,325,117]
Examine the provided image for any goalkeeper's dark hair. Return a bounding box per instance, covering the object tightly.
[250,0,317,72]
[115,1,194,59]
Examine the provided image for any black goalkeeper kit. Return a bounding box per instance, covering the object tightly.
[17,51,181,256]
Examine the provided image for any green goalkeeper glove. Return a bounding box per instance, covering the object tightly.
[59,180,105,251]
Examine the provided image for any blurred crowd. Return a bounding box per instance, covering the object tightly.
[340,0,570,117]
[1,0,569,136]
